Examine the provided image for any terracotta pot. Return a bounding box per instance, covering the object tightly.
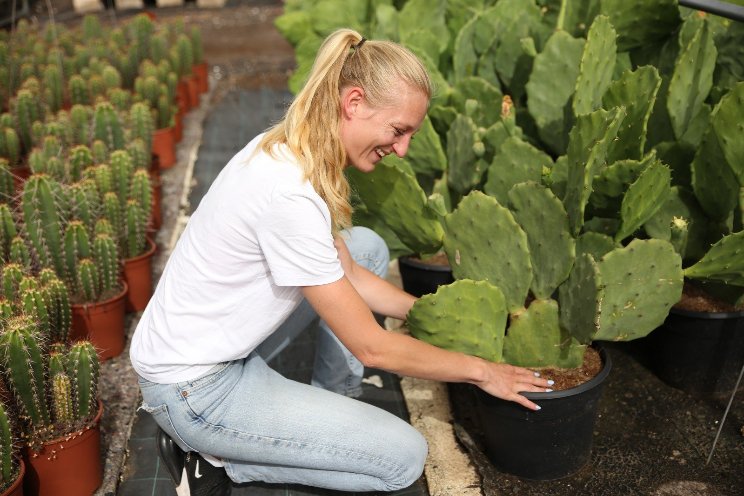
[192,62,209,93]
[152,127,176,169]
[123,238,157,312]
[23,402,103,496]
[70,283,128,361]
[174,107,184,143]
[186,76,200,109]
[1,458,24,496]
[177,80,190,113]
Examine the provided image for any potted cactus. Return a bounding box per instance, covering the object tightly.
[0,400,24,496]
[0,318,103,496]
[398,105,684,480]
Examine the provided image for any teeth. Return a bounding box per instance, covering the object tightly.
[375,148,385,157]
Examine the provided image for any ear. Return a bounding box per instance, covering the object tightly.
[340,86,365,120]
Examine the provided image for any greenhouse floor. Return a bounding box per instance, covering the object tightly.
[27,1,740,495]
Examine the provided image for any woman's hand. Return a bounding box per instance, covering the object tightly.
[474,362,554,411]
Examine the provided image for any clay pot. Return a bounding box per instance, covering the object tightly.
[152,127,176,169]
[186,76,200,109]
[70,283,128,361]
[23,402,103,496]
[192,62,209,93]
[123,238,157,312]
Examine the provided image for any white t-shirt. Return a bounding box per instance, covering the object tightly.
[129,134,344,384]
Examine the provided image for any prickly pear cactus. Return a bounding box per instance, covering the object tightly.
[503,298,584,369]
[594,239,682,341]
[507,182,575,299]
[615,159,671,242]
[602,66,662,162]
[684,230,744,286]
[573,15,617,117]
[483,137,552,206]
[348,161,443,256]
[563,106,626,236]
[443,191,532,313]
[407,279,507,363]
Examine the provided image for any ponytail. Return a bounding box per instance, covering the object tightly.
[261,29,431,233]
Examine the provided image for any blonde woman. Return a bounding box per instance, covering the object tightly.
[130,29,552,496]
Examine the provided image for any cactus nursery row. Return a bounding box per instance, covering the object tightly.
[0,9,209,495]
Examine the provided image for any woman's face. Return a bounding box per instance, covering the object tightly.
[339,83,429,173]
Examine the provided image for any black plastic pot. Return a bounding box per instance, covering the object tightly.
[646,307,744,396]
[474,347,612,481]
[397,256,454,298]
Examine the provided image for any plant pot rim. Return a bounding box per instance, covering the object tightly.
[27,400,103,455]
[521,345,612,400]
[670,306,744,319]
[125,237,157,264]
[71,281,128,309]
[399,254,452,272]
[1,457,24,495]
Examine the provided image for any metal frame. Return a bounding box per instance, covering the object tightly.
[679,0,744,22]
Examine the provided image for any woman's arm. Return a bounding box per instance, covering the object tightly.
[301,276,552,411]
[334,235,416,319]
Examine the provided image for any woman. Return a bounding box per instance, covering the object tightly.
[130,29,553,496]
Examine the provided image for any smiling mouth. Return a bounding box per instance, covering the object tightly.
[375,148,386,158]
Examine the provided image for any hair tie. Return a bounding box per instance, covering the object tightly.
[353,37,366,50]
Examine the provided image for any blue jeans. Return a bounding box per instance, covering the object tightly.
[137,227,427,491]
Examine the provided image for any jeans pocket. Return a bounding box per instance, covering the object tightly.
[139,402,195,452]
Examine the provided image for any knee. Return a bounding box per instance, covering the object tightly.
[383,428,428,491]
[342,226,390,277]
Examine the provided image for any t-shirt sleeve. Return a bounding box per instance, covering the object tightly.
[257,190,344,286]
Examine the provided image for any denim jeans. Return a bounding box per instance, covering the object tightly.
[137,227,428,491]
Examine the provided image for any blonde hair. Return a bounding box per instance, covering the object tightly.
[260,29,432,233]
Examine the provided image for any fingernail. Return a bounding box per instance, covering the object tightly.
[547,380,555,386]
[545,388,553,392]
[535,405,541,411]
[534,372,541,377]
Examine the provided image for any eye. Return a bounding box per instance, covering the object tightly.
[393,127,405,137]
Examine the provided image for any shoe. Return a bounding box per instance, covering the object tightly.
[157,428,232,496]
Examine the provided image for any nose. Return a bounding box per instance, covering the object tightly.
[392,135,411,157]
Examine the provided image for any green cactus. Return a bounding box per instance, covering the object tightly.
[8,236,31,269]
[51,372,74,428]
[1,263,24,301]
[124,199,148,259]
[22,174,66,278]
[69,104,91,146]
[190,26,204,65]
[573,15,617,117]
[0,315,52,433]
[110,150,134,206]
[91,139,108,164]
[93,232,120,300]
[0,160,13,204]
[68,144,94,182]
[68,74,90,106]
[92,101,125,152]
[67,340,99,421]
[129,103,154,157]
[443,191,532,313]
[1,127,21,166]
[39,268,71,344]
[43,64,64,114]
[0,203,17,260]
[347,161,444,256]
[13,88,43,152]
[408,279,507,363]
[0,401,20,489]
[64,220,91,293]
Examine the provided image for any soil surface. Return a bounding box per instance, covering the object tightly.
[533,345,603,391]
[675,280,744,313]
